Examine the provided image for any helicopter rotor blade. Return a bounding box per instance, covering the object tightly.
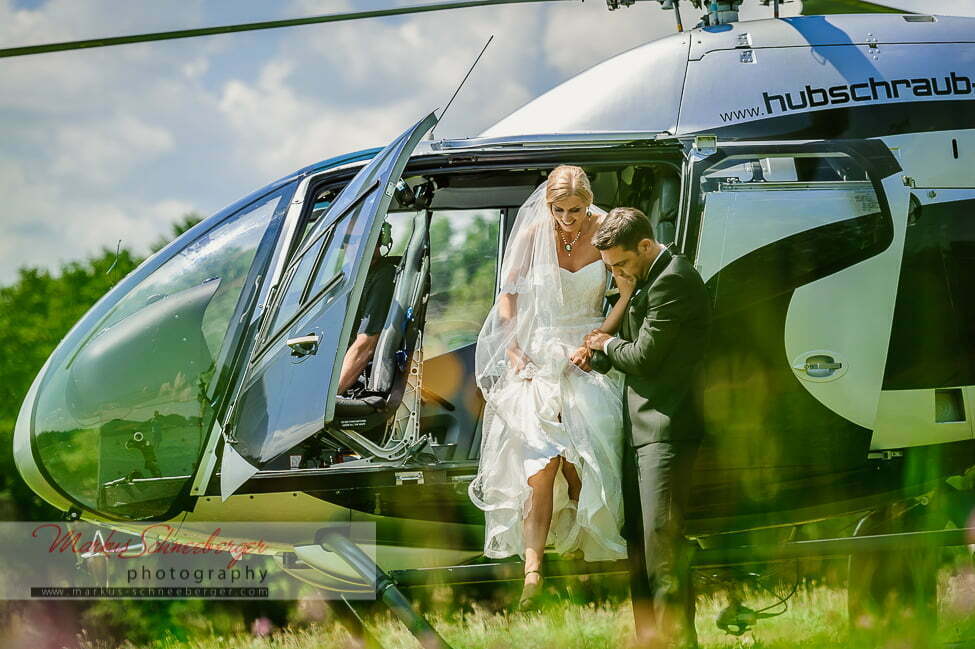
[0,0,576,59]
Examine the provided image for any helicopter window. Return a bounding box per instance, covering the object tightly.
[265,235,327,340]
[309,210,414,303]
[30,190,287,519]
[424,209,501,357]
[699,153,865,187]
[302,200,331,239]
[693,151,888,308]
[296,187,340,247]
[262,200,415,349]
[89,197,278,355]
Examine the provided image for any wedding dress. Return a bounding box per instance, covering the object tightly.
[468,182,627,562]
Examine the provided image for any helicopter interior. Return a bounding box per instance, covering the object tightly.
[259,158,684,475]
[227,141,950,532]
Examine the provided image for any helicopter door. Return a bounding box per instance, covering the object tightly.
[683,141,905,477]
[217,113,437,498]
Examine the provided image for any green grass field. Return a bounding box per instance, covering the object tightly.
[72,568,974,649]
[801,0,902,15]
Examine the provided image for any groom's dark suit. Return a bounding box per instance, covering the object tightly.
[591,246,711,648]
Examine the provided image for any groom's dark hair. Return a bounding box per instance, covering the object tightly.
[592,207,655,251]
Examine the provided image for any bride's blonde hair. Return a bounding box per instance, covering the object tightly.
[546,165,593,207]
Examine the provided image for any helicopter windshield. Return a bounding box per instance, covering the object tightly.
[29,189,289,519]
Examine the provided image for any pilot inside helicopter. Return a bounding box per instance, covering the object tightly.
[336,220,397,395]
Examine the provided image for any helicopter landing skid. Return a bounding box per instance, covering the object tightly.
[325,596,384,649]
[304,529,453,649]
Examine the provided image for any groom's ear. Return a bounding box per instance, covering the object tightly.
[638,238,654,256]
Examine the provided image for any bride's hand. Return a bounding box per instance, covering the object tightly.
[569,345,592,372]
[506,345,529,374]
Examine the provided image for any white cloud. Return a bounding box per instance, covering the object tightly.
[1,0,751,284]
[0,158,198,281]
[0,2,229,282]
[207,0,555,178]
[51,115,174,186]
[182,57,210,80]
[542,2,676,78]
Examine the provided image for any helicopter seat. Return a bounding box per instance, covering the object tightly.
[334,394,387,417]
[648,168,679,246]
[333,211,430,442]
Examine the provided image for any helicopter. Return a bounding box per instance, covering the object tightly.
[9,0,975,646]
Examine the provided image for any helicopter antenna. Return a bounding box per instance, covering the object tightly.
[0,0,575,59]
[433,34,494,138]
[105,239,122,276]
[773,0,780,18]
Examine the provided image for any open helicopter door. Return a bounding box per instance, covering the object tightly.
[681,138,908,481]
[216,113,437,499]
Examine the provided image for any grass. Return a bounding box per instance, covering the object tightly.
[801,0,903,15]
[74,568,975,649]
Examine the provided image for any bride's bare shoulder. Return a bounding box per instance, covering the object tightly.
[593,206,611,227]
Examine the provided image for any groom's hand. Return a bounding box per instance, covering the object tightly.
[586,331,612,352]
[569,345,592,372]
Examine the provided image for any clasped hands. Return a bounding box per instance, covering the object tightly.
[569,330,612,372]
[509,331,609,377]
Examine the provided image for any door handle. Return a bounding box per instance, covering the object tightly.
[803,361,842,371]
[792,355,842,378]
[287,334,319,357]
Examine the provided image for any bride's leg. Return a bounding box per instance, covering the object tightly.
[524,456,561,585]
[554,412,582,503]
[560,458,582,503]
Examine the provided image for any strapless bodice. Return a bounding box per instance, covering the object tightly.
[553,259,606,322]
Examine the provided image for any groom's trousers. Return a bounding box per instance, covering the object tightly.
[622,439,699,649]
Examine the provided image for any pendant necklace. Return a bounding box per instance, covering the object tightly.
[556,214,589,256]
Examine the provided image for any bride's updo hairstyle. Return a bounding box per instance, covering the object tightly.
[545,165,593,209]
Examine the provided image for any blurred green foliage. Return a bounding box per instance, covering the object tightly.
[801,0,902,15]
[426,210,500,355]
[0,214,202,522]
[0,215,236,646]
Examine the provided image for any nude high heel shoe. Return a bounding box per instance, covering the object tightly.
[518,569,544,611]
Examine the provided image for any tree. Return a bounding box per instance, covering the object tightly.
[0,212,203,522]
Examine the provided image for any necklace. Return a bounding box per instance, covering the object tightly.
[555,214,590,256]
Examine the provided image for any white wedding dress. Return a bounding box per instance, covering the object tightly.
[468,183,627,562]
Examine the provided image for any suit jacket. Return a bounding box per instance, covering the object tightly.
[592,247,712,447]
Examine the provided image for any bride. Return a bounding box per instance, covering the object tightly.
[468,165,634,609]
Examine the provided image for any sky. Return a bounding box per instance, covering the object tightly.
[0,0,796,284]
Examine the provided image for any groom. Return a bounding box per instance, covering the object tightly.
[581,207,711,649]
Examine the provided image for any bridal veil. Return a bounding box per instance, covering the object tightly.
[468,181,627,561]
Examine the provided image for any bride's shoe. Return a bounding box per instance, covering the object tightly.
[518,570,544,611]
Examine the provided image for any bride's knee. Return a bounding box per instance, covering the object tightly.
[558,458,582,498]
[560,458,581,479]
[527,457,561,486]
[541,455,561,471]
